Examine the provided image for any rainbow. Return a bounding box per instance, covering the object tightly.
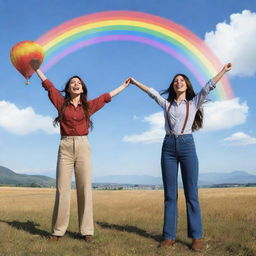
[36,11,233,100]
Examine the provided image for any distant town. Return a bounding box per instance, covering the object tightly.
[1,182,255,190]
[92,183,256,190]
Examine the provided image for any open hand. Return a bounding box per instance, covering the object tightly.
[29,59,41,71]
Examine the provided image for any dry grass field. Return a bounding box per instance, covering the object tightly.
[0,187,255,256]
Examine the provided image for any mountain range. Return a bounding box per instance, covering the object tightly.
[93,171,256,186]
[1,165,256,187]
[0,166,55,187]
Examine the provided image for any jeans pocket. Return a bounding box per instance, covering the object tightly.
[181,135,194,145]
[162,136,169,151]
[163,135,169,143]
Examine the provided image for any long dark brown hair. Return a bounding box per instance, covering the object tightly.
[53,76,93,129]
[161,74,203,131]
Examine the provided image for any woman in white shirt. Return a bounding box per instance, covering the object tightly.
[129,63,231,250]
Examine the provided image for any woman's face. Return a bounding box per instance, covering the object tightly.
[173,75,187,94]
[68,77,84,95]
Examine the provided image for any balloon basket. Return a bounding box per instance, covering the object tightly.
[25,80,30,85]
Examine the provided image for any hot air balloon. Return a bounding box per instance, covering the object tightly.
[10,41,44,85]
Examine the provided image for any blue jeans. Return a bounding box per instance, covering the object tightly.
[161,134,203,239]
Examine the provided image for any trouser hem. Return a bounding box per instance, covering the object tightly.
[52,233,65,237]
[163,236,176,240]
[81,232,94,236]
[188,235,203,239]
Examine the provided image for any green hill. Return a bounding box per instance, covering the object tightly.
[0,166,55,187]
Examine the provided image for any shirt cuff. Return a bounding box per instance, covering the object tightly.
[208,79,216,90]
[104,93,112,103]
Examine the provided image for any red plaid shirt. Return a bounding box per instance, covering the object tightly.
[42,79,111,136]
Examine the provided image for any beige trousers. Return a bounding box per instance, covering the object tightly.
[52,136,93,236]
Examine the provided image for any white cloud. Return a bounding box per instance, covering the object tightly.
[123,98,248,143]
[202,98,248,131]
[122,112,165,143]
[204,10,256,76]
[224,132,256,146]
[0,101,59,135]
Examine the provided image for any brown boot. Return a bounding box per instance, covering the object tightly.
[83,235,93,242]
[191,238,203,251]
[49,235,60,241]
[159,239,176,248]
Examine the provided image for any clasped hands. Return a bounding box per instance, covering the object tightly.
[122,77,139,88]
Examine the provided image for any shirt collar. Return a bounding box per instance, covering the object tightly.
[174,98,187,104]
[69,101,82,106]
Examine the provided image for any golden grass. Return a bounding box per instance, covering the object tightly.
[0,187,255,256]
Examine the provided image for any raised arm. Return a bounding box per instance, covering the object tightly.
[109,78,130,98]
[30,59,64,110]
[212,63,232,84]
[30,59,47,82]
[193,63,232,108]
[129,77,167,109]
[129,77,150,93]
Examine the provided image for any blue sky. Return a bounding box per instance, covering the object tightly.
[0,0,255,178]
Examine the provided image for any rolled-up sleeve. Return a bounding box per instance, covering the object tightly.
[42,79,64,111]
[147,88,167,109]
[193,79,216,109]
[89,93,112,115]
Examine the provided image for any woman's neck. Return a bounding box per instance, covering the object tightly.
[176,92,186,104]
[70,94,81,107]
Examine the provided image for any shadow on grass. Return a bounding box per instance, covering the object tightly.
[66,231,83,240]
[97,221,160,241]
[0,219,91,241]
[0,219,50,237]
[97,221,190,247]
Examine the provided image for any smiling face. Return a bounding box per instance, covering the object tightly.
[173,75,187,94]
[67,77,84,95]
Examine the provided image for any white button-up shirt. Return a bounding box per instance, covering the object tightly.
[147,80,216,135]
